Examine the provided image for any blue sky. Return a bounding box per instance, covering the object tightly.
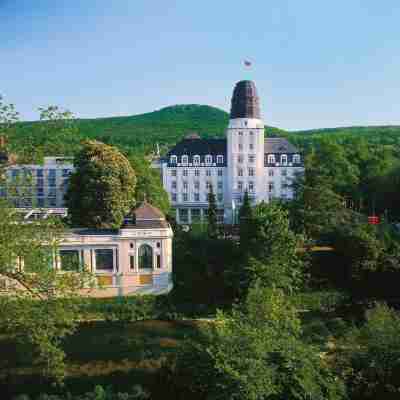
[1,0,400,130]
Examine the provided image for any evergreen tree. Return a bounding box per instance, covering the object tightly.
[238,190,253,254]
[207,185,218,239]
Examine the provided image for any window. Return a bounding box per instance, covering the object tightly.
[281,169,287,176]
[249,131,254,136]
[206,169,211,176]
[37,187,44,196]
[206,181,212,190]
[238,155,243,163]
[217,193,223,202]
[194,193,200,202]
[248,168,254,176]
[48,188,56,197]
[191,208,201,221]
[182,155,188,165]
[48,197,57,207]
[238,143,243,151]
[267,154,275,164]
[138,244,153,270]
[238,168,243,177]
[217,181,223,190]
[268,169,274,177]
[293,154,301,164]
[248,155,255,163]
[171,193,177,202]
[171,169,177,176]
[48,178,56,187]
[248,181,254,192]
[95,249,114,272]
[37,198,45,207]
[60,250,81,271]
[172,181,177,190]
[47,169,56,178]
[195,169,200,177]
[238,131,243,136]
[179,208,188,223]
[194,181,200,190]
[130,242,134,249]
[170,155,177,164]
[281,154,288,165]
[130,255,135,270]
[62,169,71,177]
[205,155,212,165]
[183,193,188,202]
[183,169,188,177]
[238,181,243,191]
[249,143,254,150]
[183,181,188,191]
[36,169,43,177]
[156,254,161,269]
[217,169,223,176]
[268,182,274,192]
[193,155,200,165]
[217,155,223,164]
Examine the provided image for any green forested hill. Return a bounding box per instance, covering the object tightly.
[10,104,400,158]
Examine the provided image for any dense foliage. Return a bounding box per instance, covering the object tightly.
[66,140,136,229]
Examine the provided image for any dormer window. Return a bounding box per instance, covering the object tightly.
[217,155,223,164]
[193,155,200,165]
[181,155,189,165]
[293,154,301,164]
[267,154,275,164]
[281,154,288,165]
[205,155,212,165]
[170,155,177,164]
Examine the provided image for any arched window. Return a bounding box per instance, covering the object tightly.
[181,155,188,165]
[281,154,288,165]
[139,244,153,270]
[267,154,275,164]
[170,155,177,164]
[193,155,200,165]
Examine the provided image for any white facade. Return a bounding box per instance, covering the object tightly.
[2,156,74,209]
[156,81,304,224]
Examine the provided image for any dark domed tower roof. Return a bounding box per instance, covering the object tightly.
[230,80,261,119]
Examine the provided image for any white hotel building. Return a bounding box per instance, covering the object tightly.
[155,80,304,224]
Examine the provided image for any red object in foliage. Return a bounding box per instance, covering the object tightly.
[368,216,379,225]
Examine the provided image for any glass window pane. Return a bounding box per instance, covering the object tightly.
[60,250,81,271]
[95,249,114,271]
[138,244,153,269]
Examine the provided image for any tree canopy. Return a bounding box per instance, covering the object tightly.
[66,140,136,229]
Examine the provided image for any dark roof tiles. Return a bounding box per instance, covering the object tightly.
[230,80,261,119]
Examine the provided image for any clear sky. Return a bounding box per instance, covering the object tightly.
[1,0,400,130]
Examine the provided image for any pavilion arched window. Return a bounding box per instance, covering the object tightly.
[138,244,153,270]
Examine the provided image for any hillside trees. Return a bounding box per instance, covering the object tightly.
[66,140,136,229]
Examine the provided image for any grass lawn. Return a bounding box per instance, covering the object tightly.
[0,319,203,399]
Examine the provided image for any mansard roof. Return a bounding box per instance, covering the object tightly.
[166,138,227,157]
[166,137,299,158]
[264,138,299,154]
